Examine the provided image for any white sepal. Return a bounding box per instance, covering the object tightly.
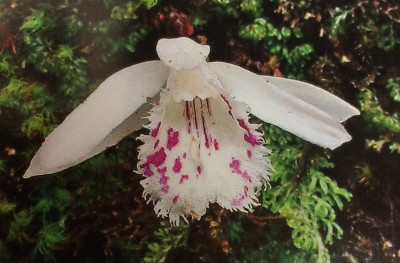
[262,76,360,122]
[23,61,169,178]
[210,62,356,149]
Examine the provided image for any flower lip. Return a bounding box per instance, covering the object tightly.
[156,37,210,71]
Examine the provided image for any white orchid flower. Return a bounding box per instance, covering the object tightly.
[23,37,359,225]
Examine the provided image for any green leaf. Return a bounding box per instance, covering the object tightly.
[319,178,329,195]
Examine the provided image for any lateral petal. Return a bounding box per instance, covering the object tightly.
[23,61,169,178]
[210,62,355,150]
[262,76,359,122]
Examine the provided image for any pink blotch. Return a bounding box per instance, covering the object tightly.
[158,167,169,185]
[242,171,252,183]
[238,119,261,147]
[157,166,167,176]
[183,152,187,158]
[179,175,189,184]
[247,150,252,158]
[244,134,261,147]
[141,148,166,176]
[173,157,182,173]
[197,166,202,175]
[143,166,154,177]
[231,186,249,206]
[151,122,161,137]
[159,176,169,185]
[214,139,220,151]
[167,128,179,150]
[229,159,242,174]
[147,148,166,167]
[230,158,252,183]
[161,185,169,193]
[173,195,179,204]
[237,119,247,129]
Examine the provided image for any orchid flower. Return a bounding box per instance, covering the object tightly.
[23,37,359,225]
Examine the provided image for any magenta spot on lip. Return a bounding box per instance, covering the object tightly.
[151,122,161,137]
[147,148,166,167]
[159,176,169,184]
[157,166,167,176]
[173,195,179,204]
[141,148,166,176]
[161,185,169,193]
[230,159,242,174]
[230,158,252,182]
[197,166,202,175]
[238,119,247,129]
[247,150,252,158]
[214,139,219,151]
[238,119,261,147]
[167,128,179,150]
[242,171,252,183]
[179,174,189,184]
[231,186,249,206]
[173,157,182,173]
[157,167,169,191]
[244,134,261,147]
[158,167,169,185]
[183,152,187,158]
[143,166,154,177]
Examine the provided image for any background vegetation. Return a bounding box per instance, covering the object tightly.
[0,0,399,262]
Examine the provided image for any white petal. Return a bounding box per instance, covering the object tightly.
[138,88,271,225]
[81,96,158,160]
[23,61,169,178]
[210,62,356,149]
[262,76,360,122]
[156,38,210,71]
